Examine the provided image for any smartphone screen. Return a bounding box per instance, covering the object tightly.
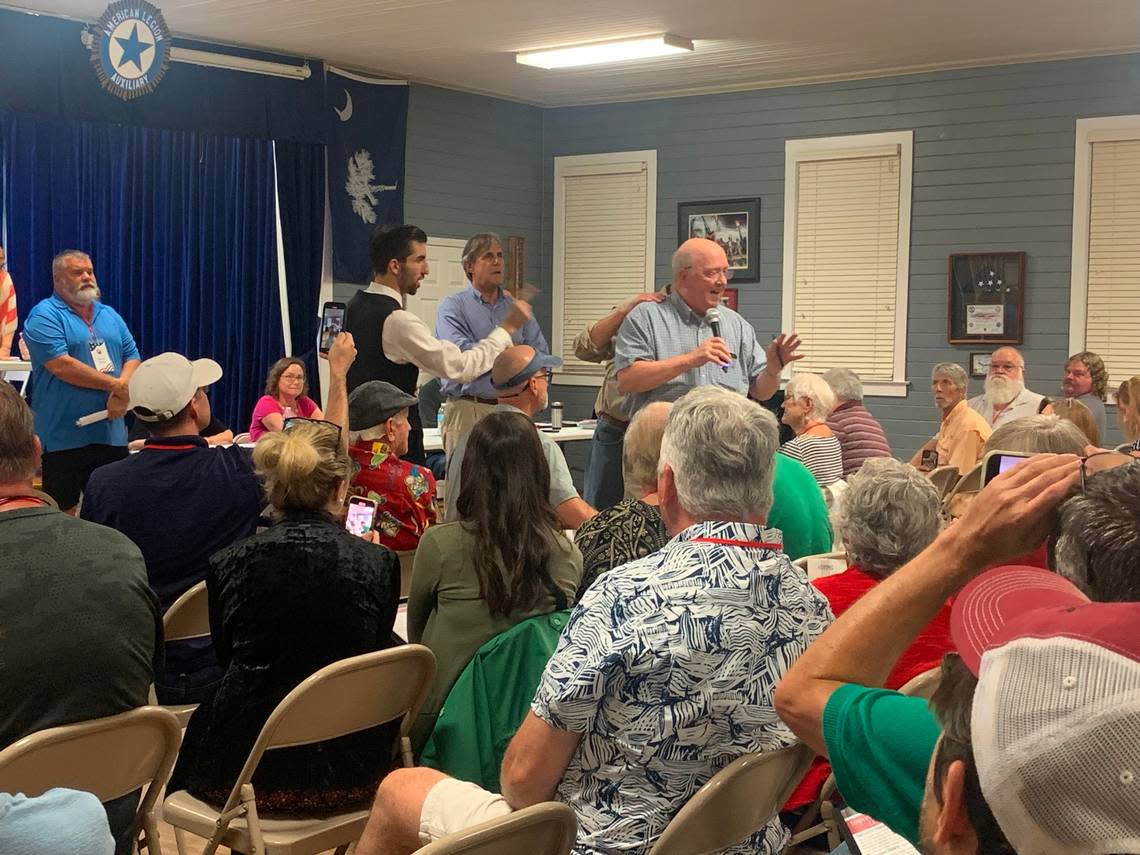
[320,302,346,353]
[345,496,377,535]
[983,450,1032,485]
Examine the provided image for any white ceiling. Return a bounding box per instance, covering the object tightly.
[10,0,1140,106]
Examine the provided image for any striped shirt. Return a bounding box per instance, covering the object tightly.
[826,402,892,477]
[779,434,844,487]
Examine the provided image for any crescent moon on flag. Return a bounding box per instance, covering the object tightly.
[335,89,353,122]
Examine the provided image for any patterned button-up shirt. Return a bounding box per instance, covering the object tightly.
[613,291,764,418]
[531,520,833,855]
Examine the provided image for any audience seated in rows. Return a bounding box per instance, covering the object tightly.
[572,402,670,599]
[821,367,892,477]
[0,381,159,855]
[776,453,1140,854]
[408,410,582,751]
[248,356,323,442]
[347,380,437,551]
[779,373,844,487]
[967,346,1044,428]
[1049,396,1100,447]
[786,458,953,810]
[81,353,261,704]
[445,345,596,529]
[169,335,403,814]
[353,386,832,855]
[1115,375,1140,452]
[911,362,991,475]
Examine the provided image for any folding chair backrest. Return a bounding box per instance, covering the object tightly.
[223,645,435,810]
[415,801,577,855]
[899,666,942,700]
[792,551,847,581]
[928,466,961,498]
[650,742,815,855]
[162,581,210,642]
[0,706,181,803]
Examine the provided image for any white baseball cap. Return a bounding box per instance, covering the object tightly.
[129,352,222,422]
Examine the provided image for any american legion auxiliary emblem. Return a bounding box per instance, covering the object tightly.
[87,0,172,100]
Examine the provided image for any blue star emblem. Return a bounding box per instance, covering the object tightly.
[115,22,153,72]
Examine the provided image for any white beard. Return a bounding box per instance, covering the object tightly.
[72,283,101,304]
[984,375,1024,406]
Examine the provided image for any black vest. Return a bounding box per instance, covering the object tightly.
[344,290,426,464]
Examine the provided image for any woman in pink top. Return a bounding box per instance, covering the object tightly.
[249,357,323,441]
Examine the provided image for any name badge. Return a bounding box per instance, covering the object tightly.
[90,339,114,374]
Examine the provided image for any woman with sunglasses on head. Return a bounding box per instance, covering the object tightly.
[171,337,402,815]
[249,357,324,441]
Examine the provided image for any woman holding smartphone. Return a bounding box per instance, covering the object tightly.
[169,419,400,814]
[407,411,583,750]
[248,357,324,441]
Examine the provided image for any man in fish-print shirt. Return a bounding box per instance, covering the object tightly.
[353,386,832,855]
[347,381,436,551]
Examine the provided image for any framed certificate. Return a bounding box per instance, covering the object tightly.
[948,251,1026,345]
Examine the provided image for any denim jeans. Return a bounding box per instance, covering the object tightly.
[583,418,626,511]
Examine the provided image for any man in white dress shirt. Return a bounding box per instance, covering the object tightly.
[967,346,1044,429]
[343,224,532,463]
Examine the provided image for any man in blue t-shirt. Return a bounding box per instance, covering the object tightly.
[22,250,140,511]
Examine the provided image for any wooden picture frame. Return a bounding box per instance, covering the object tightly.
[970,352,992,378]
[677,198,760,283]
[948,251,1026,345]
[504,235,525,295]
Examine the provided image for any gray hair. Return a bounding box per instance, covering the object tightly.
[932,362,969,391]
[658,387,779,520]
[622,401,671,500]
[461,232,501,270]
[832,458,941,577]
[1052,463,1140,601]
[984,415,1086,455]
[785,373,838,421]
[822,368,863,402]
[0,382,37,482]
[51,249,90,278]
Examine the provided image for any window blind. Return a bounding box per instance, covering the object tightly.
[791,154,901,380]
[555,163,650,377]
[1086,139,1140,387]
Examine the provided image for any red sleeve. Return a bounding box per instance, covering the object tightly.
[812,566,875,619]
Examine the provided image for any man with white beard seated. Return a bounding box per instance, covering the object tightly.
[967,346,1044,429]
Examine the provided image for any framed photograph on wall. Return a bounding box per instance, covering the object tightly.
[678,198,760,282]
[720,288,739,311]
[948,251,1026,345]
[970,352,992,378]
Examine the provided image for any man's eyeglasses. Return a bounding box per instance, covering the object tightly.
[1080,450,1138,491]
[283,417,342,443]
[686,265,734,282]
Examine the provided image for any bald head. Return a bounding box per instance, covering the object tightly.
[623,401,672,499]
[988,347,1025,381]
[491,344,552,415]
[492,345,538,390]
[671,238,730,316]
[671,238,723,276]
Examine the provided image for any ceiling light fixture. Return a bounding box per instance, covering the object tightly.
[516,33,694,70]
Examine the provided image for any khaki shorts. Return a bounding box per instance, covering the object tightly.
[418,777,513,844]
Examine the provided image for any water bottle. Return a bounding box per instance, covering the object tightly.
[551,401,563,430]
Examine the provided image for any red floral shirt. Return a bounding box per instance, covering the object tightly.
[348,439,437,551]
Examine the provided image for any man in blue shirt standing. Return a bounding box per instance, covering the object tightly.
[436,233,549,456]
[22,250,140,512]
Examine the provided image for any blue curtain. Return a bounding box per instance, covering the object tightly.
[1,112,283,430]
[274,140,326,401]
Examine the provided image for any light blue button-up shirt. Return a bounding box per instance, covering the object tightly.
[435,283,548,400]
[613,290,764,418]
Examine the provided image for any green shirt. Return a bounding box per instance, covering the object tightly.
[822,683,941,845]
[769,454,833,560]
[407,521,583,749]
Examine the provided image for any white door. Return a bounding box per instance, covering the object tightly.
[406,237,468,383]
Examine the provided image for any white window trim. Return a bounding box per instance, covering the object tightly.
[781,131,913,398]
[552,150,657,388]
[1069,114,1140,374]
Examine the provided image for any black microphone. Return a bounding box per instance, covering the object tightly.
[706,307,722,339]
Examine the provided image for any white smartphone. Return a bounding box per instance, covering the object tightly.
[345,495,377,536]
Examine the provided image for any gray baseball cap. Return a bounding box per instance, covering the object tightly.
[348,381,419,431]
